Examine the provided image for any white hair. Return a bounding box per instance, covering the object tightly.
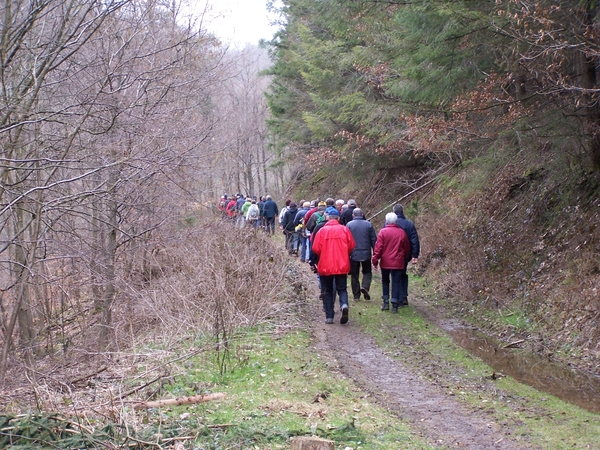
[385,212,398,225]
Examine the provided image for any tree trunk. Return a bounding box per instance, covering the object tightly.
[582,3,600,171]
[99,157,119,347]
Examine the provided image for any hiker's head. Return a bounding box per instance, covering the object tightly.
[326,207,340,220]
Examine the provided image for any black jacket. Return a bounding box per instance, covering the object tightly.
[282,206,299,232]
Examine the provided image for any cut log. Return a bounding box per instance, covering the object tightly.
[290,436,335,450]
[132,392,226,409]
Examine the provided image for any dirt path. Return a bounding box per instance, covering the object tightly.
[308,296,531,450]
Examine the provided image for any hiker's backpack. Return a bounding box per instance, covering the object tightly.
[315,212,326,225]
[248,205,260,220]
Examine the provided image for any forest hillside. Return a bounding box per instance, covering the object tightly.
[265,0,600,373]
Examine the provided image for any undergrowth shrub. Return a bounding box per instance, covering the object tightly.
[417,136,600,371]
[126,218,299,338]
[0,214,311,415]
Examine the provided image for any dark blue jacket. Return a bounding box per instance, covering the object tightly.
[396,213,420,260]
[236,197,246,213]
[347,217,377,262]
[293,207,310,226]
[262,199,279,219]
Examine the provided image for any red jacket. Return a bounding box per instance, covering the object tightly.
[372,223,410,270]
[312,220,356,276]
[226,200,237,217]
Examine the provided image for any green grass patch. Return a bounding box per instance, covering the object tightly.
[130,326,435,449]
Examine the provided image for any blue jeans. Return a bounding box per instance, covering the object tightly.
[381,269,405,303]
[304,232,311,260]
[292,231,301,252]
[320,274,348,319]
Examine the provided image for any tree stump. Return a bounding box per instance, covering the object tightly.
[290,436,335,450]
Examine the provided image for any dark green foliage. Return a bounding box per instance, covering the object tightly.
[0,414,124,449]
[265,0,500,154]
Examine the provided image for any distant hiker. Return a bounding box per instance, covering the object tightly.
[240,197,252,228]
[281,201,299,254]
[392,203,420,306]
[218,195,228,219]
[279,199,291,229]
[262,195,279,234]
[341,198,357,225]
[235,194,246,227]
[257,195,266,230]
[311,207,356,325]
[302,200,320,261]
[347,208,377,301]
[372,212,411,313]
[226,197,237,221]
[305,200,327,234]
[294,201,311,262]
[246,199,261,229]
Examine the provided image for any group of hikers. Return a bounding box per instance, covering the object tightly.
[218,194,420,324]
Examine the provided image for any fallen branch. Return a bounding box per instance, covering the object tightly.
[69,366,108,386]
[132,392,227,409]
[119,375,165,400]
[502,339,525,349]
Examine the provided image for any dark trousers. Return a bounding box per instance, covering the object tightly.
[381,268,405,303]
[350,260,372,299]
[320,274,348,319]
[265,216,276,234]
[399,267,409,301]
[284,229,295,252]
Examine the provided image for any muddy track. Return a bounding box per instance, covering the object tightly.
[308,296,532,450]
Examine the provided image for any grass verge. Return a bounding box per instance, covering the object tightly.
[352,271,600,450]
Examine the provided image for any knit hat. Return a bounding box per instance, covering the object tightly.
[326,206,340,216]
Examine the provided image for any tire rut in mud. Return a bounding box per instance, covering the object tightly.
[308,298,530,450]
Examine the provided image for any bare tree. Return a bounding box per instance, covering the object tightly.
[0,0,224,379]
[208,46,275,197]
[0,0,127,380]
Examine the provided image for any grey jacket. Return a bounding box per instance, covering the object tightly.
[347,217,377,262]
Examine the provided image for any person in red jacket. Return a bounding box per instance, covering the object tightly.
[372,212,411,313]
[311,207,356,324]
[225,198,237,221]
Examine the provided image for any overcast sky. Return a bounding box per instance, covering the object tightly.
[200,0,281,47]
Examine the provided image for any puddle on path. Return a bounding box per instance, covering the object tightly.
[445,325,600,414]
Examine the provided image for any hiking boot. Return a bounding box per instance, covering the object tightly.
[401,297,409,306]
[381,302,389,311]
[391,303,398,313]
[325,318,334,324]
[360,287,371,301]
[340,304,349,325]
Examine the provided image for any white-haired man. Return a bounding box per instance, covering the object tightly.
[372,212,411,313]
